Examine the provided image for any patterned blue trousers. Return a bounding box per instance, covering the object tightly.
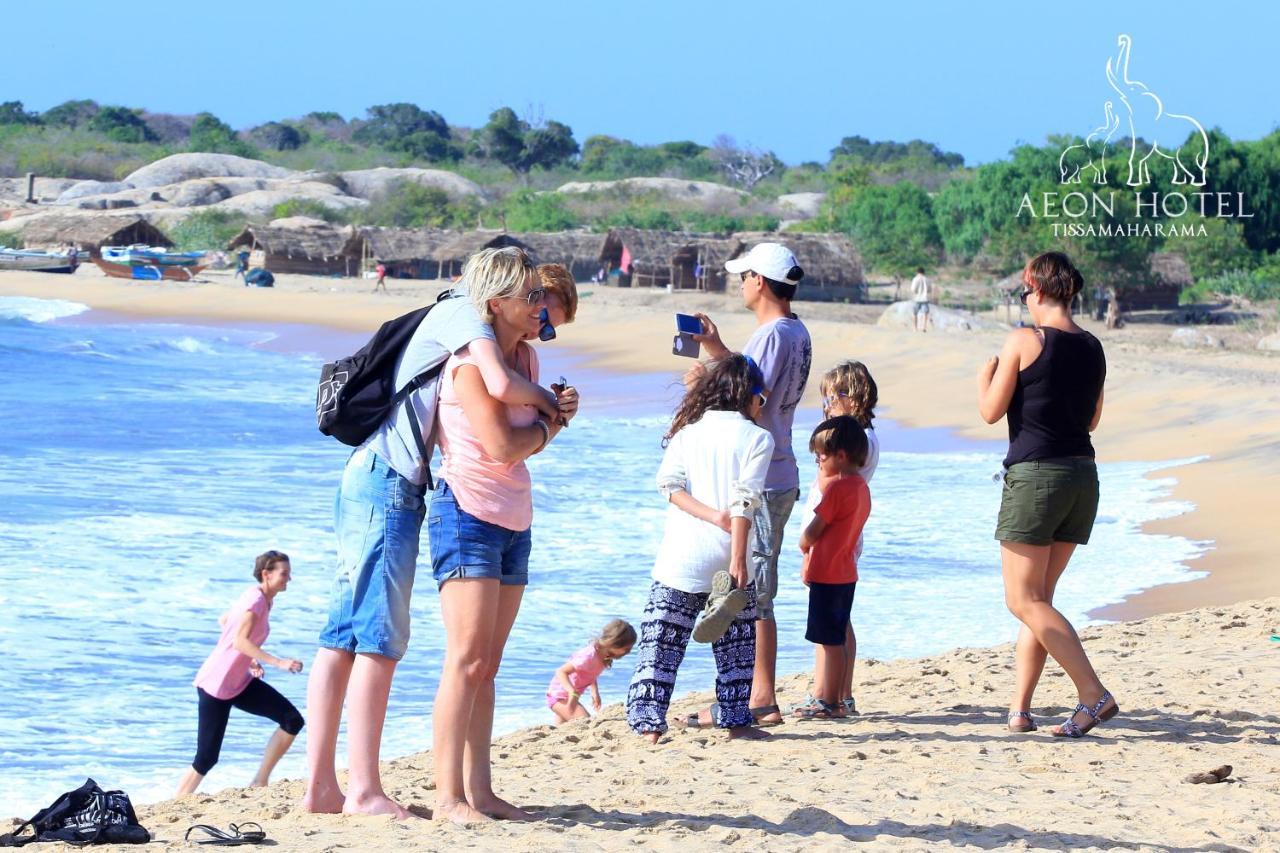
[626,580,758,734]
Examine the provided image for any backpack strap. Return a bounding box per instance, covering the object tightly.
[394,288,463,492]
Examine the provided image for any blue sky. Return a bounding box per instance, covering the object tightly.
[8,0,1276,165]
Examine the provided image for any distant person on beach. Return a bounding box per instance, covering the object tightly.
[794,416,871,719]
[911,268,931,332]
[235,251,249,284]
[177,550,305,796]
[688,242,810,728]
[627,354,773,742]
[373,261,388,293]
[796,361,879,716]
[303,249,566,819]
[977,251,1118,738]
[427,247,579,823]
[547,619,636,725]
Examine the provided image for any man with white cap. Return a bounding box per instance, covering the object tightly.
[689,242,812,727]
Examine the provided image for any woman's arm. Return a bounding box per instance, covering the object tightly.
[977,329,1038,424]
[232,611,302,673]
[469,338,559,419]
[1090,387,1105,432]
[668,491,731,532]
[729,515,751,590]
[454,362,563,463]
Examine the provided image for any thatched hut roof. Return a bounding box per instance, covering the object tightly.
[601,228,704,273]
[510,231,607,268]
[731,231,864,286]
[358,227,452,263]
[19,214,173,251]
[433,231,532,264]
[1149,252,1193,288]
[226,222,357,259]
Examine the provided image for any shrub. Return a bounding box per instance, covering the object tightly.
[270,198,347,223]
[502,189,578,231]
[168,210,245,252]
[0,231,21,248]
[1184,260,1280,303]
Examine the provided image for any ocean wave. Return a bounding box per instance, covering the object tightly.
[0,296,90,325]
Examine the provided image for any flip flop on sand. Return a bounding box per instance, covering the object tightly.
[691,571,749,644]
[184,822,267,845]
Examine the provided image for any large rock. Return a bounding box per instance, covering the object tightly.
[1169,328,1224,348]
[339,167,483,200]
[123,153,294,188]
[555,177,749,207]
[1257,332,1280,352]
[205,187,368,219]
[876,301,1004,332]
[776,192,825,219]
[57,181,135,203]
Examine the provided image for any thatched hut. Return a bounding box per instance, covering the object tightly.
[20,214,173,255]
[730,232,865,294]
[226,219,360,276]
[599,228,700,289]
[1127,252,1191,310]
[433,231,532,280]
[669,237,743,292]
[511,232,608,281]
[354,227,452,279]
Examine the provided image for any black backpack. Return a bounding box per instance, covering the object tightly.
[0,778,149,846]
[315,291,457,485]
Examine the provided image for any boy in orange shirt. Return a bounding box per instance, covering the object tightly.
[796,416,871,720]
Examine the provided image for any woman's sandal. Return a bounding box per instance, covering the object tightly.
[793,699,845,721]
[750,704,784,727]
[184,822,267,846]
[842,697,858,716]
[1052,691,1119,738]
[1007,710,1037,733]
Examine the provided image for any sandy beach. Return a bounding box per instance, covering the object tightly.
[3,268,1279,850]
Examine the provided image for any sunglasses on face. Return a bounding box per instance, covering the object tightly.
[511,287,547,306]
[538,307,556,342]
[823,393,848,409]
[756,392,768,407]
[1020,288,1034,305]
[739,271,755,284]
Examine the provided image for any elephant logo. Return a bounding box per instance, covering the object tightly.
[1105,34,1210,186]
[1060,101,1120,184]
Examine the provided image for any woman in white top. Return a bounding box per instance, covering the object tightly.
[798,361,879,715]
[625,354,774,742]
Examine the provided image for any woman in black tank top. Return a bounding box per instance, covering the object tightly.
[976,252,1119,739]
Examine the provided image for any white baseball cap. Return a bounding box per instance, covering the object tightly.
[724,242,803,286]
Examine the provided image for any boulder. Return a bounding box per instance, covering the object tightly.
[776,192,825,219]
[876,301,1004,332]
[205,187,367,219]
[339,167,484,200]
[57,181,135,203]
[123,153,294,188]
[1169,328,1224,348]
[555,176,749,207]
[1257,332,1280,352]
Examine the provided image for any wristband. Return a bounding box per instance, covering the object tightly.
[533,418,552,452]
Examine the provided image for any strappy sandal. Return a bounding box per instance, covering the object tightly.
[1007,710,1037,733]
[184,822,268,845]
[1052,691,1119,738]
[750,704,784,727]
[691,571,748,643]
[842,697,858,716]
[793,699,845,721]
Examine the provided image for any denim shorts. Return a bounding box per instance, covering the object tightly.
[750,487,799,621]
[427,480,531,588]
[995,457,1100,546]
[318,448,425,661]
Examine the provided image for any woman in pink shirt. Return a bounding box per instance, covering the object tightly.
[426,248,579,824]
[176,551,305,796]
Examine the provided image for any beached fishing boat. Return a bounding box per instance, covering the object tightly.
[101,245,207,267]
[92,257,208,281]
[0,248,81,274]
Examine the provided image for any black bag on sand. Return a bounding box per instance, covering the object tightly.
[0,778,149,846]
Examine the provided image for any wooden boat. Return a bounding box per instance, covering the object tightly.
[92,257,208,281]
[101,245,206,267]
[0,248,80,274]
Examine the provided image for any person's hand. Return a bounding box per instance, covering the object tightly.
[277,658,303,674]
[591,692,602,712]
[554,384,579,425]
[537,387,560,422]
[691,313,728,359]
[978,356,999,385]
[566,692,580,711]
[682,360,707,390]
[249,661,264,679]
[711,509,731,533]
[729,561,748,591]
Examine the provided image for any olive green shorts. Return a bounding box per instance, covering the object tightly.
[995,458,1099,546]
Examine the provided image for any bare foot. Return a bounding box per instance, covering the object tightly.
[433,798,492,825]
[728,726,771,740]
[302,785,345,815]
[343,793,417,820]
[470,795,537,822]
[639,732,660,745]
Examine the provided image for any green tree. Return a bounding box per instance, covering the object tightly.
[358,181,455,228]
[40,99,99,128]
[831,183,942,282]
[250,121,305,151]
[189,112,257,157]
[502,189,579,231]
[475,108,579,178]
[89,106,157,143]
[0,101,40,125]
[352,103,458,162]
[1163,216,1255,280]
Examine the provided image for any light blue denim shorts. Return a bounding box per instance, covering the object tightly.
[427,480,531,588]
[751,487,800,621]
[318,449,425,661]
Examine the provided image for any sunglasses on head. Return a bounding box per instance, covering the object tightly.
[538,307,556,342]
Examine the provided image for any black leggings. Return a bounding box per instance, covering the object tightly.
[192,680,305,775]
